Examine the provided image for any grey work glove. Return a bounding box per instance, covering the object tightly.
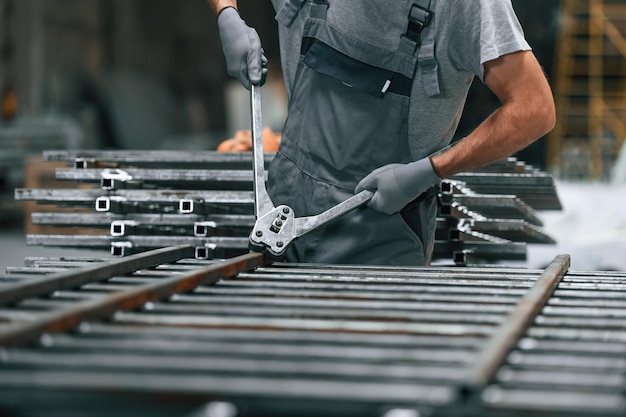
[217,7,267,89]
[355,157,441,215]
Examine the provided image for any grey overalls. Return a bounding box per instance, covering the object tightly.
[267,0,441,266]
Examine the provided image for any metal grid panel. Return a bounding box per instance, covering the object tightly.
[1,251,623,417]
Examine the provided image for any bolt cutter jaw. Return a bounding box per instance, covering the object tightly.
[248,205,297,260]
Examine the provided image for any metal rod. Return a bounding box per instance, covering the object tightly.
[460,254,571,397]
[0,252,270,347]
[55,168,258,185]
[0,245,193,306]
[43,149,274,166]
[15,188,255,205]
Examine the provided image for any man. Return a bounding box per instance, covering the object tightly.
[209,0,555,266]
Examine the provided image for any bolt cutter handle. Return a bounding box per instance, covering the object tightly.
[247,85,373,260]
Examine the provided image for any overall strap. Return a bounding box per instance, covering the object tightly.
[309,0,329,20]
[418,5,440,97]
[398,0,440,97]
[275,0,307,27]
[276,0,327,27]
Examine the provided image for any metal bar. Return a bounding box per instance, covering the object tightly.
[55,168,258,185]
[15,188,255,205]
[457,219,556,244]
[460,254,571,397]
[0,252,270,347]
[43,149,274,167]
[112,311,496,336]
[0,246,193,306]
[30,212,254,228]
[73,322,487,348]
[25,234,249,251]
[451,172,557,186]
[0,350,471,384]
[31,330,479,362]
[250,85,274,219]
[442,194,543,225]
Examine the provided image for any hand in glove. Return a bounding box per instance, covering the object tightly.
[217,7,268,89]
[355,157,441,215]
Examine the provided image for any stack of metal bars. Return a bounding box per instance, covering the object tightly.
[435,180,556,265]
[15,150,560,265]
[0,249,624,417]
[451,157,562,211]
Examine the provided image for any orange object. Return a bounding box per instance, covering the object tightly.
[217,128,281,152]
[1,83,18,121]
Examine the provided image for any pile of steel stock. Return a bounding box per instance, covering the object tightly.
[15,150,561,265]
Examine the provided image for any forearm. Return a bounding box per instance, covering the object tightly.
[208,0,237,16]
[431,100,552,178]
[430,51,555,179]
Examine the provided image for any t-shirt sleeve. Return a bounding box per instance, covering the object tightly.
[448,0,531,82]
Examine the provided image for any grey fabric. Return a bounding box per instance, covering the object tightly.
[274,0,307,27]
[274,15,414,191]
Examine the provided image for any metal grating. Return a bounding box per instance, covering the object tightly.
[0,249,624,417]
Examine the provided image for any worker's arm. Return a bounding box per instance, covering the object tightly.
[208,0,267,89]
[430,50,555,178]
[356,50,555,215]
[207,0,238,16]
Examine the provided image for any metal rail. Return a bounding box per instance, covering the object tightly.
[0,245,193,306]
[15,188,255,208]
[461,254,571,396]
[56,168,260,189]
[0,249,269,347]
[43,149,274,168]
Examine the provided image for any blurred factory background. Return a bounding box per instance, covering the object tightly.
[1,3,626,417]
[0,0,625,270]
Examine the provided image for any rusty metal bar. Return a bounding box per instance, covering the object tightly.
[0,252,270,347]
[460,254,571,397]
[0,245,193,306]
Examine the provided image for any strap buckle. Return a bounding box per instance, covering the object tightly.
[405,3,433,44]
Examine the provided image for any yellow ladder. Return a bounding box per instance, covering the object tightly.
[548,0,626,180]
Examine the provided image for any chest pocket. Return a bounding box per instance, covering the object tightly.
[274,0,439,189]
[301,37,413,98]
[276,0,440,97]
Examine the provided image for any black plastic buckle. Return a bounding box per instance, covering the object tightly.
[405,3,433,44]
